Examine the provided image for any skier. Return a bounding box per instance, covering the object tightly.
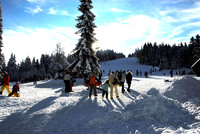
[0,71,11,95]
[109,72,120,99]
[89,74,97,97]
[120,70,126,93]
[126,71,132,92]
[33,74,38,85]
[9,81,20,97]
[170,70,173,77]
[63,71,72,93]
[136,70,139,76]
[144,71,148,78]
[99,70,102,81]
[99,80,109,99]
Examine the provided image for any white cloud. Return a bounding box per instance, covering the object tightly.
[3,26,78,63]
[48,8,70,16]
[25,6,43,15]
[95,15,162,55]
[26,0,55,4]
[110,8,132,13]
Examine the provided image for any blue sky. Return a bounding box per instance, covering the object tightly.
[2,0,200,63]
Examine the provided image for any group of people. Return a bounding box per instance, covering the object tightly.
[0,71,20,97]
[88,70,133,99]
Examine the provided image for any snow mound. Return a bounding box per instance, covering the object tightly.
[111,88,196,132]
[164,76,200,102]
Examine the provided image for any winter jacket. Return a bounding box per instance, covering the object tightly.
[126,72,132,84]
[2,75,10,86]
[63,73,71,81]
[100,82,110,91]
[120,73,126,82]
[109,74,120,85]
[12,84,20,92]
[90,75,96,85]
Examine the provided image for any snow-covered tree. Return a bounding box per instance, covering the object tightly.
[193,34,200,61]
[18,57,32,80]
[0,2,5,73]
[40,54,51,77]
[50,43,69,76]
[6,53,18,81]
[67,0,100,78]
[31,57,39,76]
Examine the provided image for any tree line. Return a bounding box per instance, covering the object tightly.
[131,34,200,70]
[2,44,125,82]
[96,49,125,62]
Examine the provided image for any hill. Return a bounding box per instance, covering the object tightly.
[0,57,199,134]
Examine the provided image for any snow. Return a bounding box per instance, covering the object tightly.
[0,57,200,134]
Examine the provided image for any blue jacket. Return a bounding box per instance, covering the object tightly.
[100,83,110,91]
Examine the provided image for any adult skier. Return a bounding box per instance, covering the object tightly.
[63,71,72,93]
[109,72,120,99]
[126,71,132,92]
[119,70,126,93]
[89,74,97,97]
[0,71,11,95]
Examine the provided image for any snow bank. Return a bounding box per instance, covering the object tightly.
[164,76,200,103]
[110,88,197,133]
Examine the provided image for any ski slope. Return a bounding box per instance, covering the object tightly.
[0,57,200,134]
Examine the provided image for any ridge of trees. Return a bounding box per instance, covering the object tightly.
[130,34,200,70]
[96,49,125,62]
[3,47,125,81]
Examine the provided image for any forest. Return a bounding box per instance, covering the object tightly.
[130,34,200,70]
[2,44,125,82]
[3,34,200,81]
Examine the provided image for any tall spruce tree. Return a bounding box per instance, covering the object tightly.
[67,0,100,78]
[0,3,4,73]
[193,34,200,61]
[6,53,18,81]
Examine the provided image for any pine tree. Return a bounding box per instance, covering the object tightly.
[193,34,200,61]
[67,0,100,78]
[50,43,69,76]
[0,2,4,73]
[6,53,18,81]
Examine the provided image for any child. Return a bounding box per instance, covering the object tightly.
[100,80,109,99]
[9,81,20,97]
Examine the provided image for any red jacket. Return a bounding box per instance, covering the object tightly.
[2,76,10,86]
[89,75,96,85]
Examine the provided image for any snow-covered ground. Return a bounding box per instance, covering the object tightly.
[0,57,200,134]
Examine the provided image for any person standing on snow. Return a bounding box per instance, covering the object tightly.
[99,70,102,81]
[89,74,97,97]
[126,71,132,92]
[109,72,120,99]
[120,70,126,93]
[0,71,11,95]
[99,80,109,99]
[63,71,72,93]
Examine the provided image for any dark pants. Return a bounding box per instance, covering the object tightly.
[64,80,71,92]
[9,91,19,97]
[127,82,131,92]
[102,90,108,98]
[89,85,97,97]
[120,82,125,93]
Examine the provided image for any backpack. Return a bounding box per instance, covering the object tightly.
[112,77,117,85]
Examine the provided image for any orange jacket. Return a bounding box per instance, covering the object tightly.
[2,75,10,86]
[89,75,96,85]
